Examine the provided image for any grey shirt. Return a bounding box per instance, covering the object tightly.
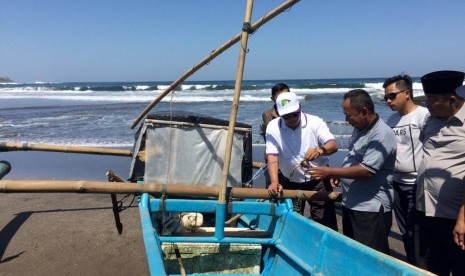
[341,115,397,212]
[386,106,430,184]
[416,103,465,219]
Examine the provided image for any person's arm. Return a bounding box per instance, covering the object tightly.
[259,112,268,141]
[309,164,374,181]
[266,154,282,195]
[453,190,465,250]
[304,140,338,161]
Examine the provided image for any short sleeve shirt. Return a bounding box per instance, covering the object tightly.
[416,104,465,219]
[265,113,335,183]
[341,116,397,212]
[386,106,430,184]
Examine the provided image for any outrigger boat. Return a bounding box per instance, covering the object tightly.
[0,0,433,275]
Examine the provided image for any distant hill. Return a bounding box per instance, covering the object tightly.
[0,77,14,83]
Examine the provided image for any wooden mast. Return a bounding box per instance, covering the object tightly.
[218,0,254,204]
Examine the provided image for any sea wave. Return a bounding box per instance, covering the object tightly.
[0,78,431,94]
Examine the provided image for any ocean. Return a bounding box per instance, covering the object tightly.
[0,78,426,150]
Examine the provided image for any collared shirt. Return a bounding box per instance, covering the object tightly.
[265,112,335,183]
[341,115,397,212]
[416,103,465,219]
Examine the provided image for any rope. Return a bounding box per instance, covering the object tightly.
[116,193,136,212]
[243,163,268,188]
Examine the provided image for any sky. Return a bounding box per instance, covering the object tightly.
[1,0,465,83]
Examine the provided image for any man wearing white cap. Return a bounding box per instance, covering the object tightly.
[415,70,465,276]
[265,92,339,230]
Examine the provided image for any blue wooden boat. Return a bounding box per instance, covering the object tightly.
[139,196,432,275]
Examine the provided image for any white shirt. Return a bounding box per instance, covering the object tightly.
[265,113,335,183]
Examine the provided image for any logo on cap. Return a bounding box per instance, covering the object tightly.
[280,99,291,106]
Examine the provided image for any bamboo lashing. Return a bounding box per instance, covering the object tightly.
[130,0,301,129]
[0,142,132,157]
[0,180,341,201]
[219,0,254,204]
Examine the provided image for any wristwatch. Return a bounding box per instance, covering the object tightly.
[316,147,324,156]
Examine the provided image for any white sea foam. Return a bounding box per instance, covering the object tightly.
[292,88,349,94]
[135,85,151,90]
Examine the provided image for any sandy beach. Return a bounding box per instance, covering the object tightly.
[0,151,150,275]
[0,150,406,275]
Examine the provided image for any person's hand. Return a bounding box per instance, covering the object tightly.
[330,177,340,188]
[304,147,323,161]
[453,205,465,250]
[309,166,332,180]
[268,182,282,196]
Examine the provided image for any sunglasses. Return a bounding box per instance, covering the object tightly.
[384,90,407,101]
[282,111,300,120]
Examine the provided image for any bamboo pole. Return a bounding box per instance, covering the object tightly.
[130,0,301,129]
[0,180,341,201]
[0,142,264,168]
[0,142,132,157]
[0,180,220,196]
[219,0,254,204]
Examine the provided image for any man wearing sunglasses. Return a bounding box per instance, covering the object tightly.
[265,92,339,230]
[415,70,465,276]
[383,74,430,265]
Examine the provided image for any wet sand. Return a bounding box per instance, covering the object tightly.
[0,150,406,275]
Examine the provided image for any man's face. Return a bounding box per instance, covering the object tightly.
[343,98,366,130]
[425,93,452,118]
[384,83,408,111]
[281,110,301,129]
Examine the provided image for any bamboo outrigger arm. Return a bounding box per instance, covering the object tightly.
[0,142,133,157]
[130,0,301,129]
[0,142,264,168]
[0,180,341,202]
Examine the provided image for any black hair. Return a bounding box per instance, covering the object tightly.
[271,83,290,98]
[343,89,374,113]
[383,74,413,98]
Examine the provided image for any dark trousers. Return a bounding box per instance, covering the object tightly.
[416,211,465,276]
[392,181,417,264]
[342,206,392,255]
[280,176,338,231]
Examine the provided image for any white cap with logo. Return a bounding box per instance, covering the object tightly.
[276,92,300,116]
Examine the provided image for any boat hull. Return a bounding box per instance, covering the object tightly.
[138,193,431,275]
